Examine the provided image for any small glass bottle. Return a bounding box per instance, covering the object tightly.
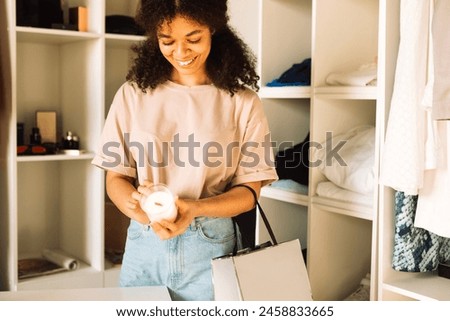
[29,127,41,145]
[62,131,80,149]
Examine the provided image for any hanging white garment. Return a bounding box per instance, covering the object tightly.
[415,122,450,238]
[414,0,450,237]
[380,0,430,195]
[421,0,440,171]
[431,0,450,120]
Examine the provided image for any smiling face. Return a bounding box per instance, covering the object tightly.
[157,15,212,86]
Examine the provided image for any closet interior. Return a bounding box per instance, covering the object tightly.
[2,0,449,300]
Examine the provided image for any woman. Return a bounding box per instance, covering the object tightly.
[92,0,277,301]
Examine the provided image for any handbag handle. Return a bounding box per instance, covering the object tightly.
[234,184,278,245]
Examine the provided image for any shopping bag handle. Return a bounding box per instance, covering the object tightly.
[234,184,278,246]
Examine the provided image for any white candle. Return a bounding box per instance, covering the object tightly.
[140,184,177,223]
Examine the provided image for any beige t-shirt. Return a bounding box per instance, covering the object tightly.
[92,81,278,199]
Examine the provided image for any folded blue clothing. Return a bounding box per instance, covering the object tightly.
[270,179,308,195]
[266,81,309,87]
[267,58,311,87]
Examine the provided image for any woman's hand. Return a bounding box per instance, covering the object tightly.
[128,180,261,240]
[130,180,198,240]
[106,171,150,225]
[150,198,198,240]
[128,180,154,223]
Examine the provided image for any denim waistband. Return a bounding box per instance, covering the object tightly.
[136,216,231,232]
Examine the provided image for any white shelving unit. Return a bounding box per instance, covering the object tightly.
[308,0,380,301]
[2,0,449,301]
[232,0,404,301]
[11,0,104,291]
[230,0,379,300]
[1,0,143,291]
[230,0,312,253]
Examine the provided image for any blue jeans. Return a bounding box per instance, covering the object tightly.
[119,216,236,301]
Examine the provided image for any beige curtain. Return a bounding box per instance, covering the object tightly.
[0,0,13,291]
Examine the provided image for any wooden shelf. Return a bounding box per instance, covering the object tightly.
[17,152,95,163]
[259,86,311,99]
[314,86,377,100]
[261,185,309,207]
[383,271,450,301]
[105,33,146,48]
[17,261,102,291]
[16,27,100,44]
[311,196,373,221]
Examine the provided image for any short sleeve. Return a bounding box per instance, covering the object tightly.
[231,90,278,187]
[91,83,137,178]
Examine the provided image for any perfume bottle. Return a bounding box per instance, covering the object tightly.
[29,127,41,145]
[62,131,79,149]
[17,123,24,146]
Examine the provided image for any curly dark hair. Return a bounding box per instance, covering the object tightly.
[126,0,259,95]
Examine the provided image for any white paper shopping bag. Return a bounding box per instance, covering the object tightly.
[212,238,312,301]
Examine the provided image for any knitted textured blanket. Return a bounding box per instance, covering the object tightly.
[392,191,450,272]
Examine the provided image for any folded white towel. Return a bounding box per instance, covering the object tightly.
[326,62,377,86]
[316,181,373,207]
